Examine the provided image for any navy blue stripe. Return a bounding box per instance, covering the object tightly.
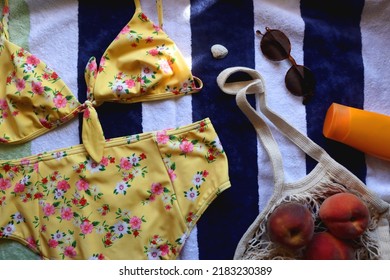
[191,0,257,259]
[78,0,142,140]
[301,0,366,181]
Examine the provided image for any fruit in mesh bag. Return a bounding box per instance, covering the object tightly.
[304,231,355,260]
[267,202,314,249]
[319,192,370,239]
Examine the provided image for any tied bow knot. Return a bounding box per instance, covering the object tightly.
[81,57,106,163]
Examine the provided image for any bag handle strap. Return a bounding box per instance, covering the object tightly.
[217,67,333,187]
[217,67,286,188]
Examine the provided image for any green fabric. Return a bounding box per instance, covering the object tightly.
[0,239,39,260]
[0,0,39,260]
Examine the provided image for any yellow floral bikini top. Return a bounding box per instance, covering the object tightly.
[0,0,202,162]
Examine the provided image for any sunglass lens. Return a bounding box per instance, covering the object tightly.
[260,29,291,61]
[285,65,315,103]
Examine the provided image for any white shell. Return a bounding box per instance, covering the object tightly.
[211,44,228,59]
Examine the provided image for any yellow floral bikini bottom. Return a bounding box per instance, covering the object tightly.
[0,118,230,260]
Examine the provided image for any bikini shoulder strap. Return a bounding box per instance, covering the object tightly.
[156,0,164,29]
[217,67,334,188]
[1,0,9,39]
[134,0,164,28]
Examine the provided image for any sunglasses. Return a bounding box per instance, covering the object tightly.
[256,27,316,105]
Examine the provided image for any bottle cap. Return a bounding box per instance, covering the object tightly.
[323,103,351,142]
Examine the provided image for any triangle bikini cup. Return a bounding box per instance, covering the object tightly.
[0,0,202,163]
[217,66,390,260]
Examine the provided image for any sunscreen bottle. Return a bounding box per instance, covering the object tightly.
[323,103,390,161]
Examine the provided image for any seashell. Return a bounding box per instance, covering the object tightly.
[211,44,228,59]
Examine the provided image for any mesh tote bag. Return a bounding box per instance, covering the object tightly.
[217,66,390,260]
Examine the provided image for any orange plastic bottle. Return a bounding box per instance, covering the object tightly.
[323,103,390,161]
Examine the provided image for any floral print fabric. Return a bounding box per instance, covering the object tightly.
[90,0,201,104]
[0,119,230,259]
[0,0,202,148]
[0,1,79,144]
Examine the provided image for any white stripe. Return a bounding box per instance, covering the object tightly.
[27,0,80,154]
[141,0,198,260]
[253,0,307,211]
[361,0,390,202]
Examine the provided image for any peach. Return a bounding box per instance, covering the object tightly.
[267,202,314,249]
[304,231,355,260]
[319,192,370,239]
